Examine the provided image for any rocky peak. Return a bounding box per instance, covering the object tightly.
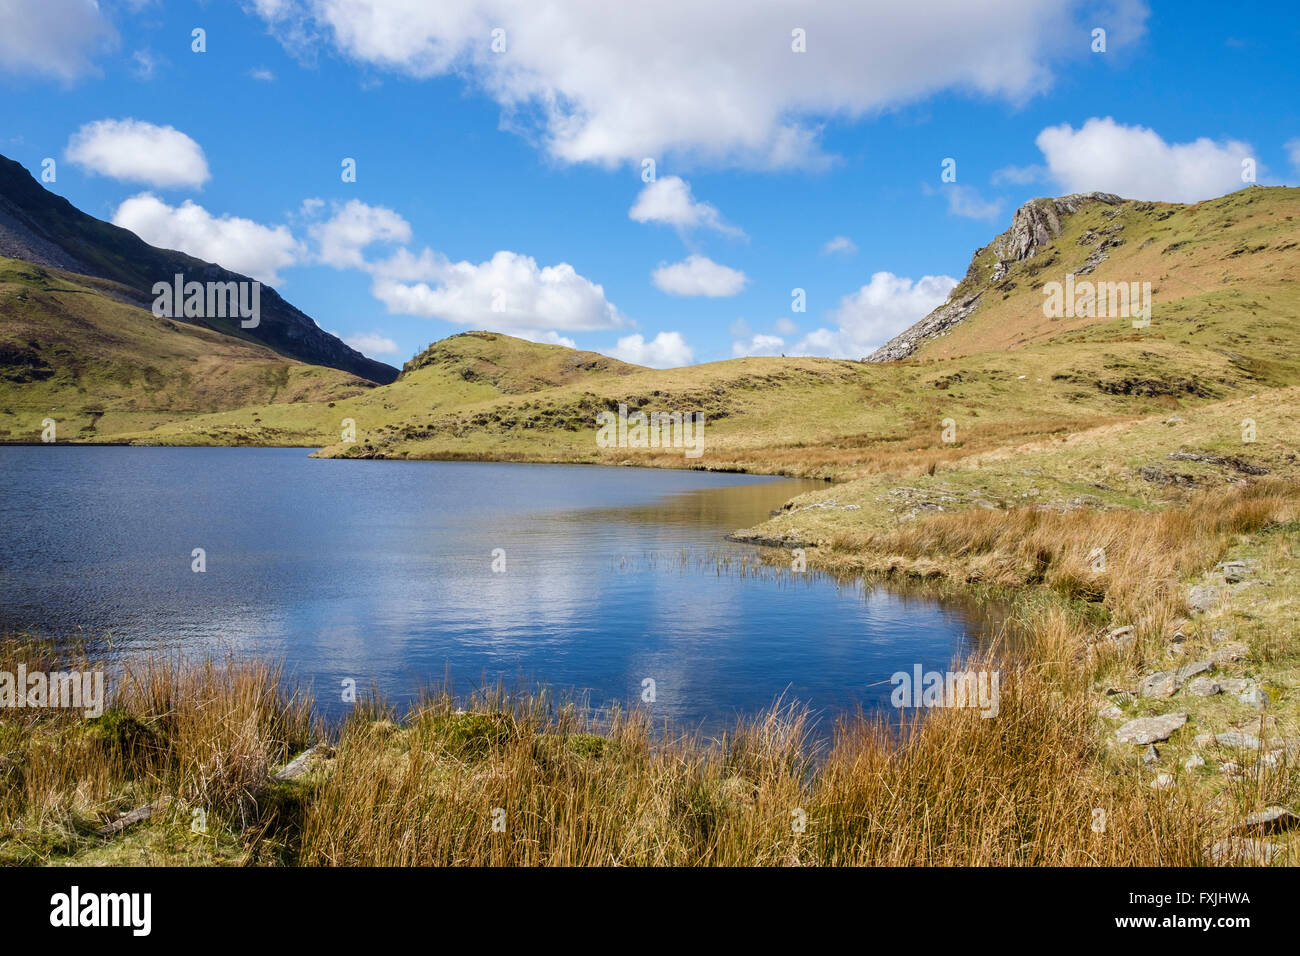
[994,192,1123,262]
[865,191,1125,363]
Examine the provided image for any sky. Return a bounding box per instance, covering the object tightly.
[1,0,1297,369]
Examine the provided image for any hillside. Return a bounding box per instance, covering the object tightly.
[870,186,1300,365]
[0,257,376,443]
[0,154,397,385]
[32,185,1300,489]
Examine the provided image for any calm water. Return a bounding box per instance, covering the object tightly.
[0,447,993,731]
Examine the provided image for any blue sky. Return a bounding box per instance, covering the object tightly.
[1,0,1297,368]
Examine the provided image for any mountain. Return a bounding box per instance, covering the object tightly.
[868,186,1300,364]
[0,154,397,385]
[0,256,376,443]
[17,186,1300,488]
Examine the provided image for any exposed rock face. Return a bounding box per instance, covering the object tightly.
[866,192,1124,363]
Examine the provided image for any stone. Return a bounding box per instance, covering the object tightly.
[1215,731,1264,750]
[1238,687,1269,709]
[1142,744,1160,765]
[1184,754,1206,771]
[1217,678,1256,694]
[1194,733,1214,747]
[1222,761,1242,777]
[1219,561,1253,584]
[1098,704,1125,719]
[1185,677,1221,696]
[1208,838,1282,864]
[1209,643,1249,664]
[1187,585,1221,614]
[1115,713,1187,745]
[1150,772,1176,789]
[1138,671,1177,699]
[1233,806,1299,835]
[1106,625,1137,652]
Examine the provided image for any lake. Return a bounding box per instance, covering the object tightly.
[0,446,994,733]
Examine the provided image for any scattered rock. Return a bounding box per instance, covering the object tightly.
[1150,772,1176,790]
[1186,677,1221,697]
[1142,744,1160,765]
[1210,643,1250,664]
[1187,585,1221,614]
[1233,806,1300,835]
[1115,713,1187,745]
[1138,671,1177,699]
[1238,687,1270,710]
[96,796,173,837]
[1184,754,1206,771]
[1098,704,1125,719]
[1106,625,1136,652]
[1218,678,1257,694]
[1215,731,1264,750]
[1222,761,1242,777]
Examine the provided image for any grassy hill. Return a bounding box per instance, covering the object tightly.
[29,186,1300,488]
[0,257,377,443]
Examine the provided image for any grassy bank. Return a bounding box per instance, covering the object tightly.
[3,472,1296,866]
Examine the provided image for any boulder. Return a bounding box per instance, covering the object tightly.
[1115,713,1187,745]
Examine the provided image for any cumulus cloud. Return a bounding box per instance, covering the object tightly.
[1035,117,1255,203]
[794,271,957,358]
[732,334,786,357]
[609,332,693,368]
[66,119,210,188]
[629,177,742,236]
[371,249,627,333]
[344,332,401,357]
[309,199,412,269]
[112,194,304,284]
[821,235,857,256]
[1286,138,1300,174]
[774,317,799,335]
[0,0,116,81]
[942,184,1003,220]
[651,255,747,297]
[251,0,1148,168]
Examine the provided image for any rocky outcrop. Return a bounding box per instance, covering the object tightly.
[866,192,1124,363]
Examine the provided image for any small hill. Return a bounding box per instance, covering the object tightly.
[0,153,397,385]
[400,331,644,393]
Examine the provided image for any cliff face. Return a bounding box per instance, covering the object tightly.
[867,192,1123,363]
[0,154,398,385]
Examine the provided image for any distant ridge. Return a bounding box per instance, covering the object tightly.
[0,154,398,385]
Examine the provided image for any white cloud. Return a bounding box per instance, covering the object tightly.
[66,119,210,188]
[0,0,116,81]
[344,332,402,357]
[609,332,693,368]
[731,334,786,357]
[774,317,799,335]
[1035,117,1255,203]
[1286,138,1300,174]
[942,184,1003,220]
[252,0,1148,169]
[821,235,857,256]
[112,194,304,284]
[250,67,276,82]
[309,199,412,268]
[371,249,627,333]
[992,163,1046,186]
[794,271,957,358]
[651,255,747,297]
[629,176,742,236]
[131,49,163,80]
[523,330,578,349]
